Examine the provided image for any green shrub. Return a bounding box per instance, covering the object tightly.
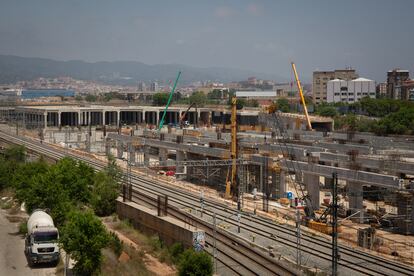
[169,243,184,264]
[19,220,28,235]
[148,235,163,252]
[178,249,213,276]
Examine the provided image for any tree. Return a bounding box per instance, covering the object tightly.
[178,249,213,276]
[245,99,259,107]
[153,93,170,106]
[49,158,95,204]
[317,106,337,117]
[85,94,97,102]
[189,91,207,107]
[276,98,290,113]
[23,169,73,226]
[13,157,96,225]
[60,210,109,276]
[75,95,83,101]
[4,145,26,163]
[90,172,119,216]
[12,160,49,202]
[105,154,122,183]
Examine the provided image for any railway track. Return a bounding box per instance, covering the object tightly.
[1,131,413,275]
[0,132,296,276]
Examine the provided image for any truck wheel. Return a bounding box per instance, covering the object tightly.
[28,258,34,267]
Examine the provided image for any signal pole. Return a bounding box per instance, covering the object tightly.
[332,172,339,276]
[296,207,301,267]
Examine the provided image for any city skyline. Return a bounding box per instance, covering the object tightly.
[0,0,413,82]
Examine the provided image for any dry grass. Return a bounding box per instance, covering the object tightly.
[100,246,153,276]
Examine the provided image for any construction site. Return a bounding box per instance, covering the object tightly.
[1,67,414,274]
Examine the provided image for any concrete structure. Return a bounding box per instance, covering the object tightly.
[313,69,358,104]
[387,69,410,100]
[236,91,277,99]
[327,78,376,103]
[116,198,204,248]
[0,88,21,102]
[273,83,299,97]
[402,79,414,101]
[376,82,387,98]
[0,105,334,132]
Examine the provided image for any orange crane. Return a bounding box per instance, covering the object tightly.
[291,62,313,131]
[225,96,238,199]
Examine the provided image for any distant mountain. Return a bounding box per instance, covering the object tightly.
[0,55,281,85]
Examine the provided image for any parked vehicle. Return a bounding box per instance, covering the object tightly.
[25,210,60,266]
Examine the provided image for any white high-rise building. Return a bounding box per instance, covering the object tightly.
[327,78,376,103]
[138,82,146,91]
[150,82,159,92]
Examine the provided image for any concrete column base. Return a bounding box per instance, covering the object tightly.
[348,181,364,223]
[304,173,320,210]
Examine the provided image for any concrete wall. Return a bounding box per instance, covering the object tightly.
[116,198,203,248]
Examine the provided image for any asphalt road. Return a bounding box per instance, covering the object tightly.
[0,209,56,276]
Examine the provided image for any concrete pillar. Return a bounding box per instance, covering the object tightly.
[117,142,123,159]
[324,176,334,189]
[78,112,81,126]
[271,170,278,198]
[105,139,111,156]
[348,181,364,222]
[279,171,287,198]
[159,148,168,162]
[128,144,135,164]
[304,173,320,209]
[57,111,60,127]
[102,112,105,126]
[176,150,185,180]
[144,145,150,165]
[43,112,47,129]
[117,111,120,127]
[143,111,146,124]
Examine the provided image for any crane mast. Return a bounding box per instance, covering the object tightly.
[291,62,312,131]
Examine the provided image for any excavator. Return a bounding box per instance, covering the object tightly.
[178,102,197,128]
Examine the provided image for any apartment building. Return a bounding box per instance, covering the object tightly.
[313,69,358,104]
[387,69,410,100]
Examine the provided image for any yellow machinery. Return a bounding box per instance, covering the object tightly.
[291,62,313,131]
[225,96,238,198]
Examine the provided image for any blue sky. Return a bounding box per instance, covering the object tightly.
[0,0,413,82]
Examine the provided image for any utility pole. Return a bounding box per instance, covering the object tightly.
[200,190,204,217]
[213,213,218,274]
[296,207,302,267]
[332,172,339,276]
[16,112,19,136]
[237,211,241,233]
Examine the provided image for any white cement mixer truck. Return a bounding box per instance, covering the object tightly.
[25,210,60,266]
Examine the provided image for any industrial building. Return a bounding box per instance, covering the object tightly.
[326,78,376,103]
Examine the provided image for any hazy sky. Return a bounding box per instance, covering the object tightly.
[0,0,413,82]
